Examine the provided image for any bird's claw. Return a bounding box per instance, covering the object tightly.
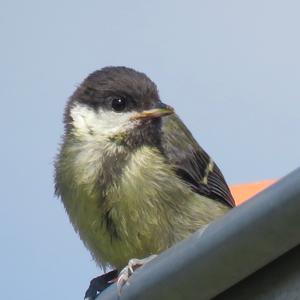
[117,267,131,295]
[117,255,158,295]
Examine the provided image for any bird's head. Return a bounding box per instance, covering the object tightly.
[65,66,174,147]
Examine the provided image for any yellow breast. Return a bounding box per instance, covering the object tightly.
[59,143,228,270]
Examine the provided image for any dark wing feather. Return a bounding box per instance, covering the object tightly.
[161,115,235,207]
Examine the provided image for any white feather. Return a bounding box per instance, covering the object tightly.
[70,104,137,140]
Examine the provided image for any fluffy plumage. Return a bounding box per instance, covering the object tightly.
[55,66,235,270]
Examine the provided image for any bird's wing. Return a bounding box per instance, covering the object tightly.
[161,115,235,207]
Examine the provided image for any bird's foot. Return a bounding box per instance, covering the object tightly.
[117,254,158,295]
[84,269,118,300]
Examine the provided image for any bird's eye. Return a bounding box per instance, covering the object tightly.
[111,98,127,112]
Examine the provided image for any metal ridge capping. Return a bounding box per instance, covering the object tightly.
[97,167,300,300]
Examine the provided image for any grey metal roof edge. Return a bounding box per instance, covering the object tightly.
[97,167,300,300]
[215,244,300,299]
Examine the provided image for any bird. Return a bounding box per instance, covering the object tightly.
[54,66,235,299]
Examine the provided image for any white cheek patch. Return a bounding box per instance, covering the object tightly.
[70,104,136,139]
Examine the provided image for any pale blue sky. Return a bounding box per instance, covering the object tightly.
[1,1,299,299]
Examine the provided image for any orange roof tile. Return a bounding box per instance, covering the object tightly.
[230,180,277,205]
